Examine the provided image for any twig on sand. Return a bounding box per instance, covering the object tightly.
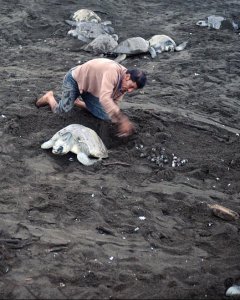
[145,110,162,120]
[46,246,68,253]
[102,161,131,167]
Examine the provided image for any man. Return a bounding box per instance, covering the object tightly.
[36,58,147,137]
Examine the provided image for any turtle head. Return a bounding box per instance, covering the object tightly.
[112,34,119,42]
[52,132,73,155]
[196,20,208,27]
[165,42,175,52]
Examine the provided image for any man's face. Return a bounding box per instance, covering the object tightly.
[121,74,138,93]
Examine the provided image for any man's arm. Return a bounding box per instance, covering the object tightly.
[99,71,121,117]
[112,111,135,137]
[99,71,135,136]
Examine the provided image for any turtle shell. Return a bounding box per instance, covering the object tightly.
[112,37,149,54]
[74,21,115,39]
[82,34,118,54]
[72,9,101,23]
[148,35,176,50]
[59,124,108,159]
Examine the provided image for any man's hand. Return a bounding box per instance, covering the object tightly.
[117,114,135,137]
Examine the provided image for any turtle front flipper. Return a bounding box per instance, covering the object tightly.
[101,20,112,26]
[65,19,77,26]
[41,139,55,149]
[77,152,100,166]
[114,54,127,63]
[149,46,157,58]
[41,132,60,149]
[76,33,91,43]
[175,40,188,51]
[67,29,91,43]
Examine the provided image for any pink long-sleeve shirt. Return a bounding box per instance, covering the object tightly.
[72,58,127,119]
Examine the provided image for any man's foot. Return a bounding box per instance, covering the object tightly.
[74,98,88,110]
[35,91,53,108]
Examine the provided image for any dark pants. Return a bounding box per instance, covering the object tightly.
[54,68,110,121]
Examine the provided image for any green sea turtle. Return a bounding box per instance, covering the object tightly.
[226,284,240,296]
[111,36,156,63]
[82,33,118,54]
[111,35,188,63]
[148,34,188,54]
[41,124,108,166]
[72,8,101,23]
[196,15,240,30]
[66,20,115,43]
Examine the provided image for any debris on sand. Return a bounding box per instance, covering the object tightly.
[208,204,239,221]
[135,144,188,168]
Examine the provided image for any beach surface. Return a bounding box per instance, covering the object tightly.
[1,0,240,299]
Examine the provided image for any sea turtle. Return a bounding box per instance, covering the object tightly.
[41,124,108,166]
[71,8,101,23]
[66,20,115,43]
[226,284,240,296]
[111,35,188,63]
[111,36,157,63]
[148,34,188,54]
[196,15,240,30]
[82,33,118,54]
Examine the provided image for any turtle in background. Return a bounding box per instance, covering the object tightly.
[66,20,115,43]
[196,15,240,31]
[66,8,115,43]
[71,8,101,23]
[81,33,119,54]
[111,35,188,63]
[148,34,188,54]
[41,124,108,166]
[111,37,156,63]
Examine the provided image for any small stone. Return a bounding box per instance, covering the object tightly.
[208,204,239,221]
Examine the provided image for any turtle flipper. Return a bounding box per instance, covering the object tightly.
[101,20,112,25]
[175,40,188,51]
[149,46,157,58]
[41,139,55,149]
[68,29,91,43]
[77,152,99,166]
[41,132,60,149]
[114,54,127,63]
[77,34,91,43]
[65,19,77,26]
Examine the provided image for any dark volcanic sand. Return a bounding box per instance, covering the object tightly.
[1,0,240,299]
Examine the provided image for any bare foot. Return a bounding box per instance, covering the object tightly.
[36,91,53,107]
[36,91,57,111]
[74,98,88,110]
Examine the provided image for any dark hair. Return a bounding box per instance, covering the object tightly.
[126,69,147,89]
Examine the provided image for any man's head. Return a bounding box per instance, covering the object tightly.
[121,69,147,93]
